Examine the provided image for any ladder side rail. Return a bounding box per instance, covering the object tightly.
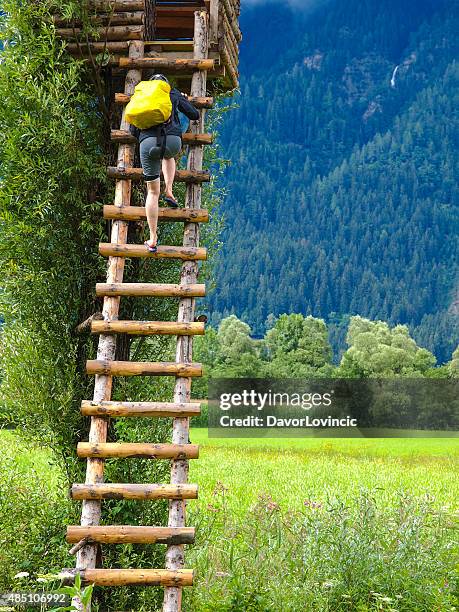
[72,39,144,612]
[163,10,209,612]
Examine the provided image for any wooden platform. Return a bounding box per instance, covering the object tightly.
[54,0,241,89]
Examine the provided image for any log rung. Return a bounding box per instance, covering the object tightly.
[98,242,207,261]
[89,0,144,11]
[77,442,199,459]
[70,483,198,500]
[95,282,206,297]
[111,129,213,146]
[60,568,193,587]
[182,132,213,145]
[119,57,215,71]
[81,400,201,418]
[115,92,214,108]
[91,320,205,335]
[86,359,202,377]
[103,205,209,223]
[66,525,195,545]
[57,25,144,41]
[55,12,144,28]
[107,166,210,183]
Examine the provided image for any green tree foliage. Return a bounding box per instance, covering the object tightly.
[195,313,450,382]
[210,315,264,377]
[338,316,436,377]
[0,0,105,457]
[448,345,459,378]
[264,313,333,377]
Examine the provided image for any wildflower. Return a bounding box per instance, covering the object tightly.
[13,572,29,579]
[212,481,229,496]
[322,580,337,589]
[266,500,280,512]
[304,499,323,509]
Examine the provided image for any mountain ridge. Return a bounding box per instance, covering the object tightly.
[208,0,458,362]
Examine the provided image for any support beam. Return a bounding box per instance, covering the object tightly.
[209,0,219,45]
[54,12,144,27]
[57,25,144,41]
[81,400,201,418]
[73,40,144,610]
[66,526,195,545]
[95,282,206,298]
[77,443,199,459]
[89,0,144,10]
[66,41,129,54]
[164,12,209,612]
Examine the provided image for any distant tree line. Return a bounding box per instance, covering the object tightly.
[194,313,459,386]
[192,313,459,430]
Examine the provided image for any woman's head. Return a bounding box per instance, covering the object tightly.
[149,74,169,84]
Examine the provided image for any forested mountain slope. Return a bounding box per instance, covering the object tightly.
[209,0,458,362]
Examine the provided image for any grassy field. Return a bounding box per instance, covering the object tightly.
[189,429,459,514]
[0,429,457,611]
[186,431,459,611]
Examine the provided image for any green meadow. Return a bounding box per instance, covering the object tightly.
[189,430,459,514]
[186,431,458,611]
[0,429,458,611]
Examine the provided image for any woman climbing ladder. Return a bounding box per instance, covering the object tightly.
[128,73,200,253]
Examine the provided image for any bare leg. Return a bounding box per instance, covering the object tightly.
[162,157,176,200]
[145,178,160,247]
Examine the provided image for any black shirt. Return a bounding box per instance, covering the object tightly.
[129,88,200,142]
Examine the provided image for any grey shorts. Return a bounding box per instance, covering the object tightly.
[139,135,182,181]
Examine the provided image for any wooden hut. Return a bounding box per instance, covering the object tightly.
[54,0,241,90]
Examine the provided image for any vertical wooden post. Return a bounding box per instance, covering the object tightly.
[72,40,144,612]
[209,0,219,47]
[162,11,208,612]
[144,0,156,41]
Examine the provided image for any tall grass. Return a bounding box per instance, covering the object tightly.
[186,485,458,611]
[0,430,457,611]
[184,433,458,610]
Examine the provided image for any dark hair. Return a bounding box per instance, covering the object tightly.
[149,73,169,84]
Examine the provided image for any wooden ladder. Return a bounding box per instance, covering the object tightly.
[63,11,210,612]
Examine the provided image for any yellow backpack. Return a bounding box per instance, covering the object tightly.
[125,80,172,129]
